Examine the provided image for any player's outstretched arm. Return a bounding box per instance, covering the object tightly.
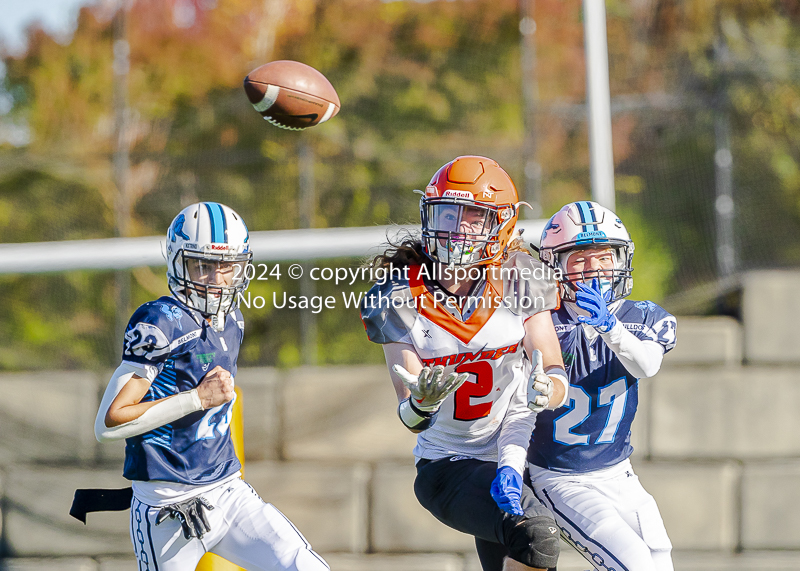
[383,343,422,403]
[523,311,569,411]
[95,365,233,442]
[494,366,537,515]
[383,343,467,433]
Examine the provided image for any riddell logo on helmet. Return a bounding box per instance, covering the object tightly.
[210,244,230,251]
[443,190,473,199]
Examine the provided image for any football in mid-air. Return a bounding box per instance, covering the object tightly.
[243,61,340,130]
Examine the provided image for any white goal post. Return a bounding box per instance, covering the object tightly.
[0,220,546,274]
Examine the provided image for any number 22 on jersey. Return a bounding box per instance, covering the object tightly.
[553,377,629,445]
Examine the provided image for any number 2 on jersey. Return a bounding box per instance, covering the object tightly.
[453,362,494,421]
[553,377,628,445]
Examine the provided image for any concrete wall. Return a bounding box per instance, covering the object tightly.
[3,271,800,570]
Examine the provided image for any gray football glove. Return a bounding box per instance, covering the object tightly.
[155,496,214,540]
[393,364,469,412]
[527,349,553,413]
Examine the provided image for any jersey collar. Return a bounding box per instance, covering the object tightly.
[408,264,501,344]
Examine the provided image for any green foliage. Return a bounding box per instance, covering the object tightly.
[0,271,118,370]
[3,0,800,369]
[617,207,675,303]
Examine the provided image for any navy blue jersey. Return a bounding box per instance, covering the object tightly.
[529,300,676,472]
[121,296,245,485]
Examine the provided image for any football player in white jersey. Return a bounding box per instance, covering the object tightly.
[82,203,329,571]
[526,202,677,571]
[361,156,570,571]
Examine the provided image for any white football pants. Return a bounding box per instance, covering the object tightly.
[529,459,673,571]
[130,478,329,571]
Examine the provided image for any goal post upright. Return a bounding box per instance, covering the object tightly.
[583,0,616,212]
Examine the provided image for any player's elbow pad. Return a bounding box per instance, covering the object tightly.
[638,359,662,379]
[625,341,664,378]
[398,398,438,432]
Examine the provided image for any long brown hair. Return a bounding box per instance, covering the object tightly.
[367,230,428,272]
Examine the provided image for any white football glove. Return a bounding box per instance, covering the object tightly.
[393,364,469,412]
[527,349,553,413]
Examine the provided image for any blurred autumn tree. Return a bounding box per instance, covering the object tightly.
[613,0,800,298]
[1,0,799,370]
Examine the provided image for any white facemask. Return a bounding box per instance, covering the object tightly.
[598,277,613,300]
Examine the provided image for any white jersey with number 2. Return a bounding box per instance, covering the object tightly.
[360,253,558,461]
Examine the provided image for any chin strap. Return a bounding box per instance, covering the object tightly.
[211,305,226,332]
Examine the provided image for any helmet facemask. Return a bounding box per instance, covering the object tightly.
[556,245,633,303]
[421,199,514,267]
[169,248,252,327]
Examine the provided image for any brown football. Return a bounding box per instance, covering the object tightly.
[243,61,340,130]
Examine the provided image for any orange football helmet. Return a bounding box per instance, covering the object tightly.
[421,156,523,266]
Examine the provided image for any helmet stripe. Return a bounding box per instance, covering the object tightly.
[577,201,598,232]
[218,204,228,243]
[205,202,227,243]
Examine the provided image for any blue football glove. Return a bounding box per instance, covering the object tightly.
[575,278,617,333]
[490,466,524,516]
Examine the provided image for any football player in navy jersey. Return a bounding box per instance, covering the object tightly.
[93,203,329,571]
[527,202,677,571]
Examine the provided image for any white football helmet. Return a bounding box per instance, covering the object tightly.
[165,202,252,329]
[539,201,634,302]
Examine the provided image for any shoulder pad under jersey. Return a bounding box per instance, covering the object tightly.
[360,278,417,345]
[617,299,677,353]
[498,251,560,317]
[122,297,203,364]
